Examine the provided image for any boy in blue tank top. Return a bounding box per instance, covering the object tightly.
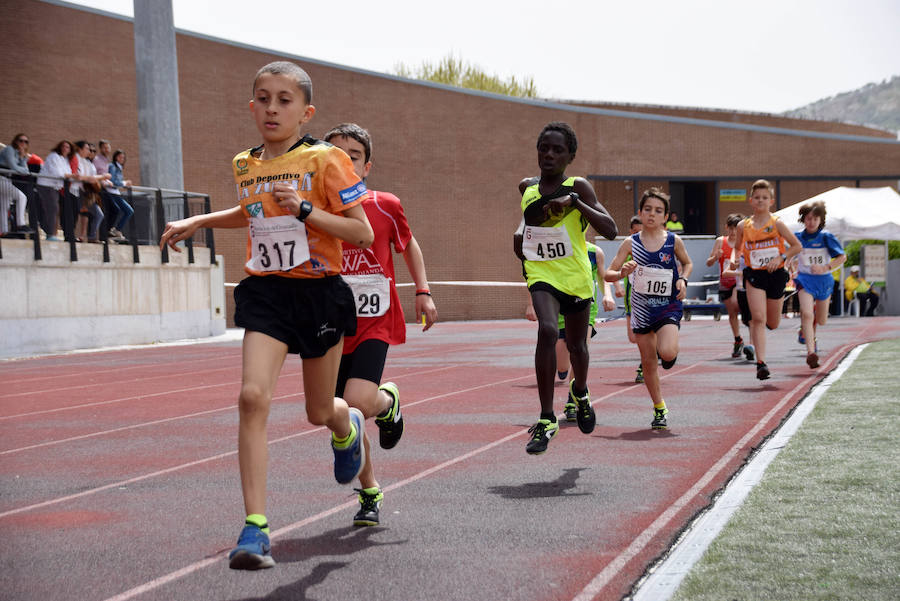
[606,188,692,429]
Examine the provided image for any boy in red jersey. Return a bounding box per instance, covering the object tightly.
[160,62,374,570]
[324,123,437,526]
[706,213,745,357]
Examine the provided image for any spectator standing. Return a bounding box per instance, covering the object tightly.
[71,140,107,242]
[93,139,112,174]
[36,140,75,240]
[104,149,134,241]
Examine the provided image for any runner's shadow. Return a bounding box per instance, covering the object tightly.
[274,525,407,564]
[597,429,678,441]
[230,561,348,601]
[513,380,570,389]
[720,384,781,392]
[230,527,408,600]
[487,467,591,499]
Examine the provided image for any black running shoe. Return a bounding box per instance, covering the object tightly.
[743,344,755,362]
[651,406,669,430]
[569,380,595,434]
[525,419,559,455]
[353,487,383,526]
[732,339,744,358]
[635,365,644,384]
[375,382,403,449]
[563,402,577,422]
[756,361,770,380]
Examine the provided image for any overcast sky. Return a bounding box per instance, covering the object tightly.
[66,0,900,114]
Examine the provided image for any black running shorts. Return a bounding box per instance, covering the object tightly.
[743,267,790,300]
[336,338,390,395]
[234,274,357,359]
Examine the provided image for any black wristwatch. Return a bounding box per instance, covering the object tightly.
[297,199,313,222]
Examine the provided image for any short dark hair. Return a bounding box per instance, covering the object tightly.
[253,61,312,104]
[639,187,670,214]
[798,200,826,231]
[726,213,744,227]
[323,123,372,163]
[537,122,577,155]
[630,215,642,227]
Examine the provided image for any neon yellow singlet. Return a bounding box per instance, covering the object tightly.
[520,177,592,299]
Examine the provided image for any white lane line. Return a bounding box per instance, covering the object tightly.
[629,343,866,601]
[0,373,532,520]
[0,362,472,454]
[570,343,853,601]
[96,360,709,601]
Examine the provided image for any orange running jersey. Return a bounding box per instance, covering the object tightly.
[741,214,786,270]
[232,135,367,278]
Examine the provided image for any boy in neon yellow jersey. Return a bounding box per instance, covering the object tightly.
[513,122,617,454]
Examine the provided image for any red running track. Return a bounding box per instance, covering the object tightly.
[2,315,898,601]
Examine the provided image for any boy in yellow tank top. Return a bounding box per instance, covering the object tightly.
[513,122,617,454]
[730,179,801,380]
[160,61,374,570]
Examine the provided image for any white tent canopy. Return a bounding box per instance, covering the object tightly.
[774,186,900,240]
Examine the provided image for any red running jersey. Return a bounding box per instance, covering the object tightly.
[341,191,413,353]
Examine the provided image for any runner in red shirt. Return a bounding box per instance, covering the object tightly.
[324,123,438,526]
[706,213,745,358]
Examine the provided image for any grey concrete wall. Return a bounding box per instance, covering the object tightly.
[0,240,225,359]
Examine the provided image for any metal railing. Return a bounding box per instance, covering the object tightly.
[0,168,215,265]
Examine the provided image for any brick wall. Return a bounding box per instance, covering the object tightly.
[4,0,899,322]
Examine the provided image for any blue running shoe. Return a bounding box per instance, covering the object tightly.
[228,525,275,570]
[333,407,366,484]
[797,328,805,345]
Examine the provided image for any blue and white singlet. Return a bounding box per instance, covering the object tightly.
[630,231,683,331]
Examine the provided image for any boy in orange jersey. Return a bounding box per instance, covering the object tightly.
[160,61,374,570]
[324,122,438,526]
[729,179,801,380]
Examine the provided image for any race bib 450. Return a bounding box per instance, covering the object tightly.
[522,226,574,261]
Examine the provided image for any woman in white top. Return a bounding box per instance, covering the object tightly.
[36,140,75,240]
